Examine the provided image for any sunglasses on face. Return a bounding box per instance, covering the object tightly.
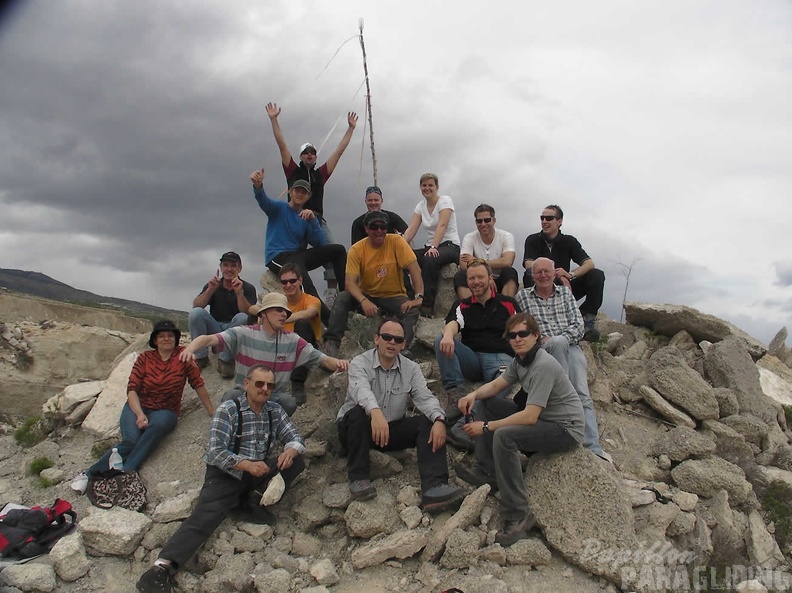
[378,332,406,344]
[367,223,387,231]
[253,380,276,390]
[301,149,317,155]
[507,330,532,340]
[475,217,492,224]
[540,215,557,221]
[280,278,299,285]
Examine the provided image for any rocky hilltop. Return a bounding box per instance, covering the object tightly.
[2,284,792,593]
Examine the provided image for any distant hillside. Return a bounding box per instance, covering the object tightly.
[0,269,188,327]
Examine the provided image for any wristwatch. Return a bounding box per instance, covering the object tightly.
[434,416,445,424]
[570,272,576,280]
[482,421,490,433]
[414,293,424,300]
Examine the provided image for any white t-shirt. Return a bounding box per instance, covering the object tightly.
[460,228,515,277]
[413,195,460,247]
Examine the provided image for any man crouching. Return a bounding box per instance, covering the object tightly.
[337,319,465,513]
[136,365,304,593]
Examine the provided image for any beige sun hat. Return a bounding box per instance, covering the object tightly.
[249,292,291,319]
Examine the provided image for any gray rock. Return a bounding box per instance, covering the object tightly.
[768,327,788,358]
[238,522,274,540]
[650,426,716,461]
[254,568,291,593]
[295,496,332,529]
[633,501,680,542]
[202,552,255,591]
[671,458,756,509]
[49,532,90,581]
[669,330,698,353]
[344,492,400,538]
[321,483,351,509]
[700,419,759,480]
[505,538,552,566]
[478,544,507,565]
[400,505,423,529]
[80,506,152,556]
[704,337,779,423]
[291,532,322,557]
[713,388,740,418]
[309,558,339,586]
[647,346,719,420]
[525,447,637,585]
[299,587,330,593]
[672,490,699,512]
[303,438,327,458]
[38,467,64,483]
[396,485,420,507]
[141,522,180,550]
[81,351,137,438]
[351,530,428,569]
[231,530,267,553]
[736,579,769,593]
[757,356,792,410]
[59,380,105,414]
[0,564,56,592]
[666,511,697,537]
[421,485,490,561]
[152,488,200,523]
[639,385,696,428]
[64,398,95,425]
[440,529,481,569]
[622,340,648,360]
[369,449,403,478]
[720,414,769,448]
[745,510,785,568]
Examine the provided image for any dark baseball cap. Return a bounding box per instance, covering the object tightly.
[220,251,242,264]
[365,185,382,197]
[363,210,389,226]
[290,179,312,193]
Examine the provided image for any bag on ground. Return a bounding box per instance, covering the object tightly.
[0,498,77,559]
[87,470,147,511]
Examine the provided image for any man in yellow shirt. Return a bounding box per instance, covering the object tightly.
[323,211,424,357]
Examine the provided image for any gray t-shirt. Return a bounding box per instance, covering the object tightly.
[501,348,585,443]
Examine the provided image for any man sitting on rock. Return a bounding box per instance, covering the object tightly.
[515,257,608,460]
[336,319,465,512]
[435,259,520,451]
[350,185,409,245]
[189,251,257,376]
[454,204,519,299]
[323,210,424,358]
[522,204,605,341]
[136,365,304,593]
[180,292,348,415]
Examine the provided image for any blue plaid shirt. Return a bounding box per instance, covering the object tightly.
[204,396,305,480]
[515,285,584,345]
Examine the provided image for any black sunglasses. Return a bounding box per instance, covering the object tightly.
[506,330,532,340]
[301,149,317,155]
[253,380,276,390]
[378,332,406,344]
[280,278,299,285]
[540,215,557,221]
[475,217,492,224]
[367,223,387,231]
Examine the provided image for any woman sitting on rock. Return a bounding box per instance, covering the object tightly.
[71,320,214,493]
[455,312,585,546]
[402,172,460,317]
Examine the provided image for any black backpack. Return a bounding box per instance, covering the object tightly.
[0,499,77,559]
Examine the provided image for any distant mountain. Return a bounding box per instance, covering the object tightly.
[0,269,188,326]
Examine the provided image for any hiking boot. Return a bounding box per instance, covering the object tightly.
[291,381,306,406]
[495,512,536,547]
[136,565,175,593]
[323,340,340,358]
[234,503,277,526]
[444,386,468,422]
[582,314,600,342]
[454,462,498,490]
[349,479,377,501]
[195,356,209,370]
[445,424,475,452]
[421,484,466,514]
[217,358,235,379]
[419,305,434,318]
[70,471,88,495]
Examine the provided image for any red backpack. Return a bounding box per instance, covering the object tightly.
[0,499,77,559]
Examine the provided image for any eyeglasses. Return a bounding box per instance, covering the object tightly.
[253,380,276,390]
[378,332,406,344]
[367,223,387,231]
[506,330,532,340]
[474,217,492,224]
[280,278,299,285]
[540,215,557,221]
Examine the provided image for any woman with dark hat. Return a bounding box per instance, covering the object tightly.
[71,320,214,494]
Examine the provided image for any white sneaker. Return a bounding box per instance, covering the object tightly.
[71,471,88,494]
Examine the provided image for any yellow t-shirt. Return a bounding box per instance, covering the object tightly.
[346,234,417,298]
[283,291,322,341]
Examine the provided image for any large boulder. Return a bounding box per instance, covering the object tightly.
[624,302,766,359]
[650,426,716,462]
[671,457,757,509]
[757,355,792,408]
[79,507,152,556]
[647,347,719,420]
[81,351,138,438]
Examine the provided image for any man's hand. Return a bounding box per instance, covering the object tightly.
[459,253,474,266]
[207,274,220,291]
[347,112,358,128]
[299,209,316,220]
[230,276,243,295]
[458,393,476,416]
[361,299,379,317]
[462,420,485,437]
[335,359,350,373]
[178,347,196,364]
[428,420,446,452]
[266,102,281,120]
[276,448,298,471]
[555,267,571,280]
[250,168,265,188]
[425,246,440,258]
[370,409,389,447]
[399,298,422,313]
[439,334,456,358]
[242,460,270,477]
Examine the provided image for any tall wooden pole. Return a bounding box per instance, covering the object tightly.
[358,18,377,186]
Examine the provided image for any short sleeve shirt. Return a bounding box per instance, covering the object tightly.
[413,195,460,246]
[460,228,515,278]
[347,235,417,298]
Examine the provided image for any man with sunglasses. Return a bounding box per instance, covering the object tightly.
[515,257,608,460]
[522,205,605,342]
[323,210,424,357]
[454,204,519,299]
[179,293,348,415]
[266,102,358,306]
[337,319,466,512]
[136,365,305,593]
[350,186,409,245]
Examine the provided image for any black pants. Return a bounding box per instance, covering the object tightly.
[290,319,316,384]
[158,458,304,567]
[338,406,448,493]
[522,268,605,316]
[413,242,460,309]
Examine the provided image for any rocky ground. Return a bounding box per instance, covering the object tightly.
[2,289,792,593]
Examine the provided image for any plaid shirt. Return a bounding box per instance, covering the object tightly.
[515,285,584,345]
[204,396,305,480]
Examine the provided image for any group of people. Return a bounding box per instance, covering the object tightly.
[65,103,611,593]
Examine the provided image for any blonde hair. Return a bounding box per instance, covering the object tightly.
[419,173,439,186]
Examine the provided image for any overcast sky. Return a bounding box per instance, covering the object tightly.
[1,0,790,345]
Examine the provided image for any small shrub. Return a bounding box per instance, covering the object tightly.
[14,417,47,447]
[34,476,56,489]
[91,441,114,459]
[783,405,792,428]
[760,480,792,550]
[28,457,54,476]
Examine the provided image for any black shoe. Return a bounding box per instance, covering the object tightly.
[445,426,475,453]
[234,503,277,526]
[291,381,306,406]
[421,484,466,514]
[137,565,174,593]
[454,462,498,490]
[419,305,434,318]
[349,479,377,501]
[495,512,536,546]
